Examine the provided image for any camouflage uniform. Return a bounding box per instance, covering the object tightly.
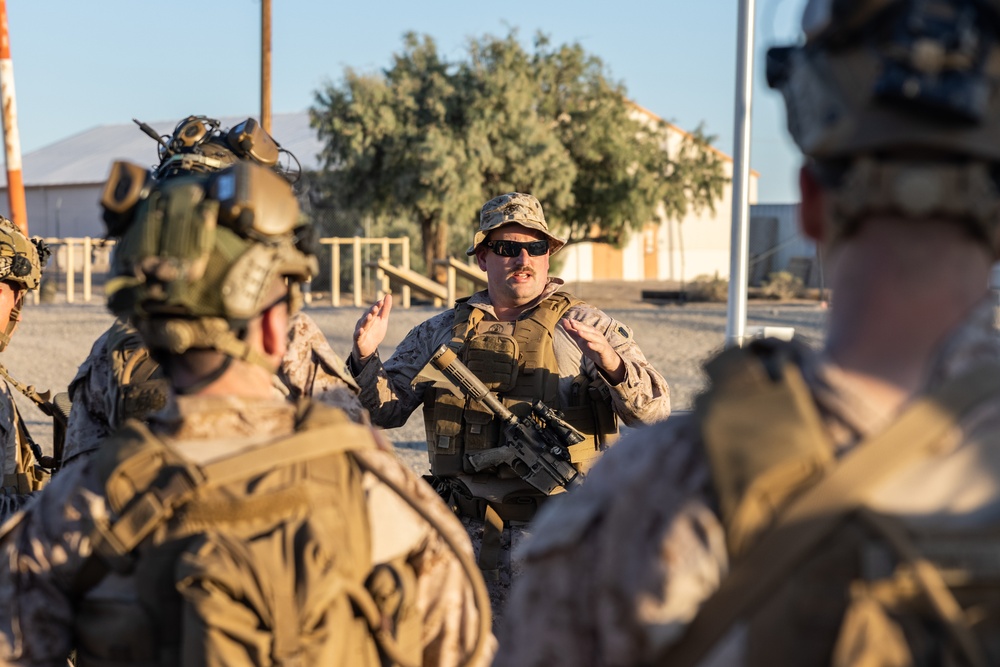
[353,278,670,614]
[0,393,494,667]
[496,301,1000,666]
[63,311,363,465]
[0,381,30,521]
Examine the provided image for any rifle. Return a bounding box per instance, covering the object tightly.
[429,345,585,495]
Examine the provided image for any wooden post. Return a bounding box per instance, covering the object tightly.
[64,240,74,304]
[401,236,411,308]
[352,237,362,307]
[380,238,390,298]
[331,240,340,307]
[446,265,456,308]
[260,0,271,133]
[82,236,92,302]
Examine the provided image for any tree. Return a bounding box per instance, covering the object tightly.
[310,30,727,282]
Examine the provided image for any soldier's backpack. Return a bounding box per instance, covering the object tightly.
[74,401,490,667]
[656,339,1000,667]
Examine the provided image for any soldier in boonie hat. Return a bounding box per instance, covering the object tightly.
[349,188,670,621]
[467,192,566,255]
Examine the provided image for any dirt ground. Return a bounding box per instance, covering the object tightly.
[5,285,829,474]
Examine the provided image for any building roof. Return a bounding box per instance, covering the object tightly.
[3,112,325,188]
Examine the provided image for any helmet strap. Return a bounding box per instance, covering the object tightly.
[827,158,1000,251]
[0,291,25,353]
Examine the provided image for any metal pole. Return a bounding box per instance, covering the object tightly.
[261,0,272,133]
[725,0,757,349]
[0,1,27,234]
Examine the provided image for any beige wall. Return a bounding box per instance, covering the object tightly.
[555,117,759,283]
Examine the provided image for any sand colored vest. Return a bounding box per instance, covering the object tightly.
[659,340,1000,667]
[74,401,423,667]
[423,292,616,488]
[1,401,45,494]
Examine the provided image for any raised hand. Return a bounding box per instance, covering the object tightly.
[353,294,393,361]
[561,317,625,385]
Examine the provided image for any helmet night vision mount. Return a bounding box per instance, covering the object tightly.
[133,115,302,184]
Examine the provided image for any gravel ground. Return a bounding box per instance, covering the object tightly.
[3,291,829,474]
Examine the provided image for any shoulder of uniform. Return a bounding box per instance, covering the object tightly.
[91,419,168,512]
[523,414,706,558]
[294,398,356,431]
[562,302,634,341]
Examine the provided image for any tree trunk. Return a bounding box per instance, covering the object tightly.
[420,215,451,284]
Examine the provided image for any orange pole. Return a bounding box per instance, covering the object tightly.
[0,0,26,235]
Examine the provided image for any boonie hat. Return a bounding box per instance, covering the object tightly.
[466,192,566,255]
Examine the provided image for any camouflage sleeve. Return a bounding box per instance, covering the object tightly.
[0,460,104,665]
[354,447,496,667]
[495,417,727,667]
[561,303,671,426]
[353,310,456,429]
[62,329,115,465]
[278,311,367,423]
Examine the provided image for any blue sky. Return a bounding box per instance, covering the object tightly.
[11,0,808,202]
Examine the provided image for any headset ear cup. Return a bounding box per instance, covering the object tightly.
[101,161,152,237]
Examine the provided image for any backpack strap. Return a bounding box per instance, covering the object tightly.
[658,361,1000,667]
[87,404,377,566]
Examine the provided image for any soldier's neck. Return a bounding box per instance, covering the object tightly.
[173,360,278,399]
[823,219,991,409]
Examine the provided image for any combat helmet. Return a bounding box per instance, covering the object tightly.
[767,0,1000,248]
[0,218,49,351]
[100,159,318,371]
[134,115,301,184]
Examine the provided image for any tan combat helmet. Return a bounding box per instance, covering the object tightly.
[100,160,318,371]
[768,0,1000,249]
[0,218,48,351]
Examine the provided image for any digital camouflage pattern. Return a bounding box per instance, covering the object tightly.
[353,278,671,619]
[0,394,495,666]
[63,311,363,465]
[0,381,30,523]
[496,299,1000,667]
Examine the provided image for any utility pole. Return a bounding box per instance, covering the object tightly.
[725,0,756,349]
[0,0,27,235]
[261,0,272,133]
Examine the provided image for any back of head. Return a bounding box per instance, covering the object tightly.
[768,0,1000,250]
[100,159,318,371]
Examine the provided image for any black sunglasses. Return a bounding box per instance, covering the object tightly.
[485,239,550,257]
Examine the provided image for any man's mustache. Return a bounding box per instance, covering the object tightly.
[507,265,535,279]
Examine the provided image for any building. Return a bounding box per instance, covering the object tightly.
[748,203,824,287]
[557,104,759,283]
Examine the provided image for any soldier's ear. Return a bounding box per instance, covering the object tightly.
[799,163,826,243]
[259,298,288,362]
[475,248,489,271]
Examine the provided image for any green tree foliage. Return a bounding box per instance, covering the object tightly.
[310,30,727,281]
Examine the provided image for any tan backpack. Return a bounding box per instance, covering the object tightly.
[657,340,1000,667]
[74,401,489,667]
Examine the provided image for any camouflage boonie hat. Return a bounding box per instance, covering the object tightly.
[466,192,566,256]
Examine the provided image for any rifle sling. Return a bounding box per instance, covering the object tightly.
[658,363,1000,667]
